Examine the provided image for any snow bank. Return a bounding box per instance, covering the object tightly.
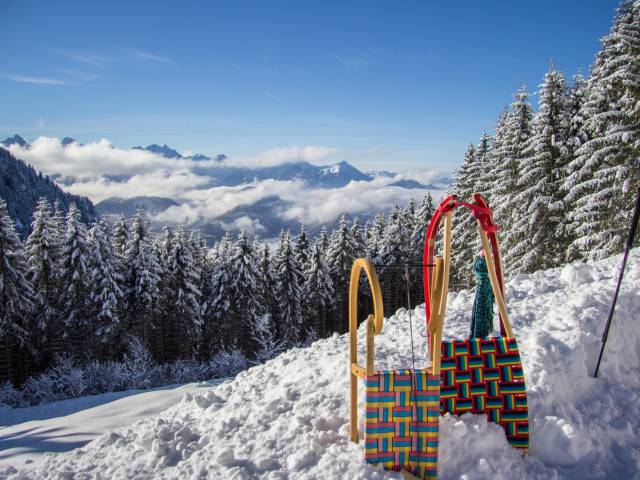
[3,251,640,479]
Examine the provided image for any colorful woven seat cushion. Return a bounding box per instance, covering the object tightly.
[440,337,529,449]
[364,369,440,479]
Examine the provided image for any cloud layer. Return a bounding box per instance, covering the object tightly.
[5,137,443,231]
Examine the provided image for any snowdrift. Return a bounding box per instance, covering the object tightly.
[5,251,640,479]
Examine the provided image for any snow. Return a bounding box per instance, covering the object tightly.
[0,381,223,472]
[3,250,640,479]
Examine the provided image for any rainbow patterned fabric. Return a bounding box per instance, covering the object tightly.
[364,369,440,479]
[440,337,529,449]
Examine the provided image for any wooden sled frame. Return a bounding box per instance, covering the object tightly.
[348,258,445,441]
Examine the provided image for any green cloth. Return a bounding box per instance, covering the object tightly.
[470,256,494,338]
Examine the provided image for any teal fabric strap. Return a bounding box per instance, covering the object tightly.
[470,256,494,338]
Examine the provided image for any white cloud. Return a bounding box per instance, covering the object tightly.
[392,169,450,186]
[220,216,266,234]
[220,146,341,168]
[49,48,111,69]
[6,138,340,181]
[3,74,69,85]
[6,137,195,179]
[5,135,445,231]
[153,177,442,227]
[64,170,210,203]
[129,48,174,65]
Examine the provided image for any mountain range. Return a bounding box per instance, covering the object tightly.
[1,135,447,241]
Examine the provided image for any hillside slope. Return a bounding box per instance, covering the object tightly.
[0,148,96,238]
[4,251,640,479]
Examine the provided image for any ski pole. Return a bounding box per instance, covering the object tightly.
[593,181,640,378]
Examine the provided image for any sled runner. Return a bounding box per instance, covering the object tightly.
[423,193,529,451]
[349,258,442,479]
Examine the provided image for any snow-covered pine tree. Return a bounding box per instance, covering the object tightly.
[564,1,640,261]
[124,210,162,352]
[202,233,234,355]
[304,240,335,339]
[50,201,66,245]
[293,225,311,341]
[230,230,261,356]
[350,217,366,260]
[408,192,435,304]
[0,199,34,383]
[59,203,91,357]
[326,215,358,332]
[167,225,203,358]
[450,136,492,289]
[188,229,208,301]
[317,226,330,261]
[112,214,129,257]
[273,231,303,346]
[155,225,175,361]
[24,198,62,368]
[510,65,570,274]
[486,109,510,194]
[377,203,411,313]
[367,213,386,265]
[87,218,124,358]
[495,86,534,272]
[411,193,435,256]
[294,224,310,270]
[252,241,280,359]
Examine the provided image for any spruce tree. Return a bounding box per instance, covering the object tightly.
[304,241,335,339]
[377,203,411,313]
[230,230,261,355]
[450,137,491,288]
[24,198,61,367]
[273,231,303,346]
[326,215,357,332]
[112,214,129,257]
[565,1,640,260]
[510,66,570,273]
[59,204,90,356]
[0,200,34,383]
[496,86,534,271]
[87,218,124,357]
[203,233,233,355]
[168,225,203,358]
[124,210,162,351]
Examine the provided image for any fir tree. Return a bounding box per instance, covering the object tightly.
[124,211,162,349]
[0,199,34,383]
[167,225,202,358]
[203,233,233,355]
[87,219,124,356]
[59,204,90,356]
[273,231,303,346]
[24,198,61,364]
[230,230,261,355]
[450,137,491,288]
[377,203,411,313]
[326,215,358,332]
[304,241,335,338]
[565,1,640,260]
[350,217,366,259]
[112,215,129,257]
[510,65,570,273]
[496,86,534,271]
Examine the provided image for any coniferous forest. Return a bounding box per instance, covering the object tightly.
[1,0,638,406]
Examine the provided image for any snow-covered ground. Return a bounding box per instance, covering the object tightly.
[2,251,640,479]
[0,382,222,472]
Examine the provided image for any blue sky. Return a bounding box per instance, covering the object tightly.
[0,0,618,172]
